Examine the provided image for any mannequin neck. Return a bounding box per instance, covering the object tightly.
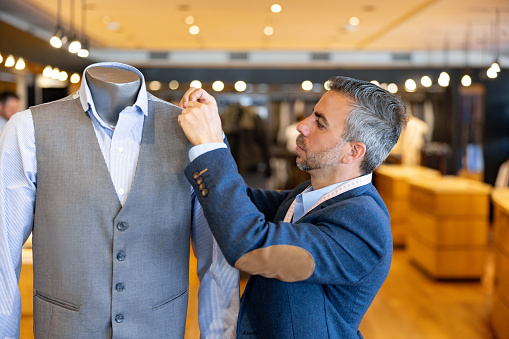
[85,66,141,128]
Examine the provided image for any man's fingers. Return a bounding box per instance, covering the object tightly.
[179,87,215,108]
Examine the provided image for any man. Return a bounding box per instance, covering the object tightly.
[0,62,238,338]
[0,91,20,131]
[178,76,407,338]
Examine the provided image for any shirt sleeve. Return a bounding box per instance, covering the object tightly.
[0,110,37,339]
[189,143,227,163]
[191,190,240,339]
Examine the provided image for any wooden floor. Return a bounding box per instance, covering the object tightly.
[20,248,496,338]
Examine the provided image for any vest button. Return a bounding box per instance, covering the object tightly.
[193,172,200,179]
[116,222,129,231]
[115,314,124,323]
[201,189,208,197]
[117,252,126,261]
[116,283,125,292]
[196,177,203,185]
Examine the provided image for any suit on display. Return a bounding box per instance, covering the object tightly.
[0,62,238,338]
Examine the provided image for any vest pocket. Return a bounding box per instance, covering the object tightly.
[34,290,80,312]
[152,288,188,311]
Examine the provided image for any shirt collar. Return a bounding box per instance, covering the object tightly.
[78,62,149,126]
[299,173,372,214]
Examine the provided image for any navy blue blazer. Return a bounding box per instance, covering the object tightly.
[185,148,392,338]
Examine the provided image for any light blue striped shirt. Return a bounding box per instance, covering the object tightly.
[0,62,239,339]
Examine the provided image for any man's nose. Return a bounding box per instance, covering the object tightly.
[296,118,310,137]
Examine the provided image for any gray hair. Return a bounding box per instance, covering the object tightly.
[327,76,407,174]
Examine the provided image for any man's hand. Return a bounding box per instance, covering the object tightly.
[178,87,224,146]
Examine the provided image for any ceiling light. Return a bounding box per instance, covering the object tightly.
[404,79,416,92]
[77,0,89,58]
[5,55,15,67]
[169,80,179,90]
[68,37,81,53]
[487,67,498,79]
[43,66,53,78]
[421,76,432,87]
[301,80,313,91]
[324,81,331,90]
[106,21,120,31]
[0,54,3,64]
[190,80,202,88]
[67,0,81,53]
[271,4,282,13]
[312,83,322,93]
[264,26,274,36]
[212,81,224,92]
[189,25,200,35]
[15,58,25,70]
[235,81,247,92]
[70,73,81,83]
[59,71,68,81]
[50,28,66,48]
[461,74,472,87]
[51,68,60,79]
[50,0,66,48]
[490,61,501,73]
[370,80,380,86]
[149,81,161,91]
[349,17,360,26]
[185,16,195,24]
[438,72,450,87]
[78,47,89,58]
[388,83,398,93]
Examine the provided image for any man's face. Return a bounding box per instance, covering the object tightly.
[2,98,20,119]
[295,90,351,172]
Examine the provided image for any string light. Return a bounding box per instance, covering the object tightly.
[235,81,247,92]
[5,55,15,67]
[212,81,224,92]
[301,80,313,91]
[190,80,202,88]
[70,73,81,83]
[461,75,472,87]
[169,80,179,90]
[15,58,25,70]
[43,66,53,77]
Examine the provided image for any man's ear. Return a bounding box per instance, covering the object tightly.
[342,141,366,164]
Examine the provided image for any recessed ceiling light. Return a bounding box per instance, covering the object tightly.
[264,26,274,36]
[271,4,282,13]
[349,17,360,26]
[189,25,200,35]
[185,16,194,24]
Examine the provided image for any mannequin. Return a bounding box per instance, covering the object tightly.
[0,62,239,338]
[85,66,141,128]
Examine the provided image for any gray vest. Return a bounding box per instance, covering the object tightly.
[31,93,192,338]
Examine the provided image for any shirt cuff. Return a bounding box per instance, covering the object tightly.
[189,142,227,162]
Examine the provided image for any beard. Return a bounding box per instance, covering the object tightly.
[295,134,345,171]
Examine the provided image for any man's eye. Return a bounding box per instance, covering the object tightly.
[316,121,325,129]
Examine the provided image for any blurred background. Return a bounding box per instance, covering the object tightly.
[1,0,509,338]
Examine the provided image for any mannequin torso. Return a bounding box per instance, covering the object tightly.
[85,66,141,128]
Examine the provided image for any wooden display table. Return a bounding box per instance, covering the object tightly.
[374,165,441,246]
[407,176,491,279]
[491,188,509,339]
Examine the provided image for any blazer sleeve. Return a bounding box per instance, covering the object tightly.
[185,148,391,285]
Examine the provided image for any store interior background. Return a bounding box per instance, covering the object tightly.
[1,0,509,338]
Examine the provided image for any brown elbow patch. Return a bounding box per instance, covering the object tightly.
[234,245,314,282]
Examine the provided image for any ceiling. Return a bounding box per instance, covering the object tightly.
[1,0,509,68]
